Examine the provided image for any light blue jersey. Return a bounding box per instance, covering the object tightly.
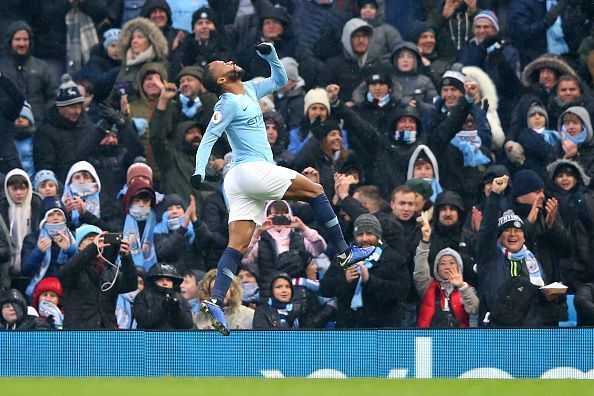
[194,45,288,179]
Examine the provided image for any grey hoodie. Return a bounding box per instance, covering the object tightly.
[341,18,375,67]
[557,106,593,145]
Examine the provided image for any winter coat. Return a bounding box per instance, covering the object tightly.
[200,187,228,269]
[575,283,594,326]
[0,215,10,290]
[58,243,137,329]
[319,19,391,101]
[423,0,474,62]
[0,73,25,175]
[154,220,209,273]
[476,192,568,326]
[274,85,305,131]
[21,230,76,280]
[366,16,402,61]
[74,43,121,103]
[179,30,233,70]
[0,193,43,241]
[14,126,35,179]
[517,128,560,179]
[0,288,52,330]
[78,123,144,200]
[557,107,594,180]
[291,0,349,53]
[133,285,194,330]
[320,242,410,328]
[33,106,94,182]
[0,21,56,123]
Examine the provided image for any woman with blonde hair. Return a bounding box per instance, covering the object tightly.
[194,269,255,330]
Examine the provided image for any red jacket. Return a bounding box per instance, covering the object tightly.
[418,280,469,328]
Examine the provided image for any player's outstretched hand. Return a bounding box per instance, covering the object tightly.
[190,174,202,190]
[255,42,273,55]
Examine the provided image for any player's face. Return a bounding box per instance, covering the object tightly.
[212,60,244,85]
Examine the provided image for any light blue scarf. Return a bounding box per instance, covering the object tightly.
[26,225,75,297]
[535,127,561,146]
[561,125,588,145]
[393,130,417,144]
[498,243,545,286]
[449,130,491,167]
[179,94,202,119]
[123,210,157,271]
[154,212,195,244]
[366,92,391,108]
[116,291,139,329]
[62,183,100,227]
[546,0,569,55]
[350,244,382,310]
[426,178,443,202]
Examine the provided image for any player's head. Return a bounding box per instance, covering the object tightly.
[203,60,244,95]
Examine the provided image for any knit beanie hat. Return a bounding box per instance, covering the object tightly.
[527,103,549,127]
[304,88,331,116]
[192,7,218,29]
[19,101,35,125]
[316,119,341,140]
[33,170,59,192]
[176,66,204,83]
[366,71,392,87]
[126,162,153,185]
[473,10,500,33]
[405,178,433,200]
[353,214,382,239]
[441,69,466,93]
[103,28,121,49]
[162,194,185,210]
[511,169,545,199]
[497,210,524,235]
[75,224,103,248]
[358,0,378,8]
[56,74,84,107]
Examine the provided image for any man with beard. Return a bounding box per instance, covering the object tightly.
[189,43,375,335]
[0,21,57,123]
[78,104,145,200]
[429,191,477,286]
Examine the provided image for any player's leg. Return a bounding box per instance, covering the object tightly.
[202,220,255,335]
[283,174,375,269]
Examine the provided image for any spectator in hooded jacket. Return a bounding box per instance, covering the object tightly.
[358,0,402,60]
[0,21,57,123]
[59,224,137,329]
[21,197,76,298]
[1,169,42,277]
[320,214,410,328]
[31,276,63,329]
[414,212,479,328]
[133,262,194,329]
[13,102,36,180]
[407,145,443,203]
[194,268,254,330]
[556,107,594,179]
[33,75,93,182]
[0,288,51,330]
[253,272,306,330]
[32,170,60,200]
[407,20,450,89]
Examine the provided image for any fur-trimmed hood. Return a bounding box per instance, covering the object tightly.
[118,17,169,65]
[521,54,578,87]
[462,66,504,149]
[546,158,591,187]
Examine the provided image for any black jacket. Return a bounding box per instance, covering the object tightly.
[0,73,25,174]
[575,283,594,326]
[133,285,194,330]
[200,188,228,268]
[58,243,137,329]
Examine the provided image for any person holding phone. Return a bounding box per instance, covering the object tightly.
[242,200,327,299]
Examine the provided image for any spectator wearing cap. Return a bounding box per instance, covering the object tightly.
[320,213,410,328]
[274,57,306,131]
[0,20,57,123]
[517,102,561,179]
[320,18,391,102]
[0,70,25,176]
[179,7,232,70]
[75,28,122,104]
[117,161,165,208]
[426,68,492,153]
[33,170,60,199]
[234,6,298,80]
[140,0,188,78]
[406,178,434,218]
[122,179,158,271]
[546,159,594,291]
[477,176,567,327]
[242,200,327,299]
[509,169,573,285]
[352,70,401,133]
[414,218,478,328]
[77,102,144,200]
[32,276,64,329]
[133,262,194,329]
[385,41,437,113]
[174,66,217,126]
[358,0,402,60]
[21,196,76,298]
[13,102,36,179]
[33,74,94,182]
[59,223,137,329]
[154,193,210,273]
[288,87,335,155]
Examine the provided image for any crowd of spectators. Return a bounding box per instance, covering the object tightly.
[1,0,594,331]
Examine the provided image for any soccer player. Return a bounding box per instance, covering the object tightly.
[189,43,374,335]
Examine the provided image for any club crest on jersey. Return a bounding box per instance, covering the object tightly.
[212,111,222,124]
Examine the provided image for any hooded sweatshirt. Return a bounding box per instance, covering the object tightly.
[407,144,443,202]
[557,106,594,178]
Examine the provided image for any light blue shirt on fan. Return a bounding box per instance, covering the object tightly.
[194,45,288,179]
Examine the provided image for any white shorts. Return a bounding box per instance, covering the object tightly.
[223,161,298,225]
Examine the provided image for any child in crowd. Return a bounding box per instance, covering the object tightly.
[33,170,60,198]
[32,276,63,329]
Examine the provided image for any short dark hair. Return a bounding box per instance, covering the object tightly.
[391,185,414,201]
[202,63,222,95]
[557,74,581,89]
[266,201,290,216]
[7,174,29,189]
[354,185,382,208]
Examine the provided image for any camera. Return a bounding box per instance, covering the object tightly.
[272,215,291,226]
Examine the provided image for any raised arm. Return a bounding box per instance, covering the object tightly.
[249,43,288,99]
